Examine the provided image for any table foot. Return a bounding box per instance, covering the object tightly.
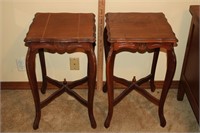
[104,107,113,128]
[88,85,97,129]
[89,114,97,128]
[159,105,166,127]
[41,84,47,94]
[104,116,111,128]
[33,122,39,130]
[150,81,156,92]
[103,82,107,93]
[159,114,166,127]
[33,113,41,130]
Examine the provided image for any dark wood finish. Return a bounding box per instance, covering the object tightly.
[24,13,97,129]
[177,5,199,123]
[103,13,178,128]
[1,81,179,90]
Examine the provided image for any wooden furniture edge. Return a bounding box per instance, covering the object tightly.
[1,81,179,90]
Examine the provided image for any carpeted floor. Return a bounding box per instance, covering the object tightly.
[1,88,199,132]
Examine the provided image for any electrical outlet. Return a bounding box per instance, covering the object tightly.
[70,58,79,70]
[16,57,26,71]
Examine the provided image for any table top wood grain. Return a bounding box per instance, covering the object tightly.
[105,13,178,45]
[25,13,96,43]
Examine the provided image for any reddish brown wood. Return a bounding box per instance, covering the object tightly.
[24,13,97,129]
[103,13,178,128]
[150,48,160,92]
[38,49,47,94]
[177,5,199,123]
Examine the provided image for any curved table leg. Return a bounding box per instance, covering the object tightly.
[103,28,111,93]
[150,48,160,92]
[26,48,41,130]
[38,49,47,94]
[159,48,176,127]
[104,47,115,128]
[87,49,97,128]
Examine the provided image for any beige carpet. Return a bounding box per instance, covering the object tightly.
[1,88,199,132]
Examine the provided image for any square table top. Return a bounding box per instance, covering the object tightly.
[105,13,178,45]
[24,13,96,44]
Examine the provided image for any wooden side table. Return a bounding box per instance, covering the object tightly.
[24,13,97,129]
[103,13,178,128]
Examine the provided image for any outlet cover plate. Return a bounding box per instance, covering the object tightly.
[16,57,26,71]
[70,58,79,70]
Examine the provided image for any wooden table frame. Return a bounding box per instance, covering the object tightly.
[25,13,97,129]
[103,13,177,128]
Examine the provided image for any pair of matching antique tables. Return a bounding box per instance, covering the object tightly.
[24,12,177,129]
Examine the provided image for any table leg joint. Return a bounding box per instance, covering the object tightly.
[113,74,159,106]
[40,76,89,109]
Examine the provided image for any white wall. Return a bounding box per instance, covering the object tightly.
[1,0,200,82]
[0,0,3,81]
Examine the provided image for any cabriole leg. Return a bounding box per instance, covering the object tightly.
[38,49,47,94]
[104,47,115,128]
[87,49,97,128]
[26,48,41,130]
[159,48,176,127]
[150,48,160,92]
